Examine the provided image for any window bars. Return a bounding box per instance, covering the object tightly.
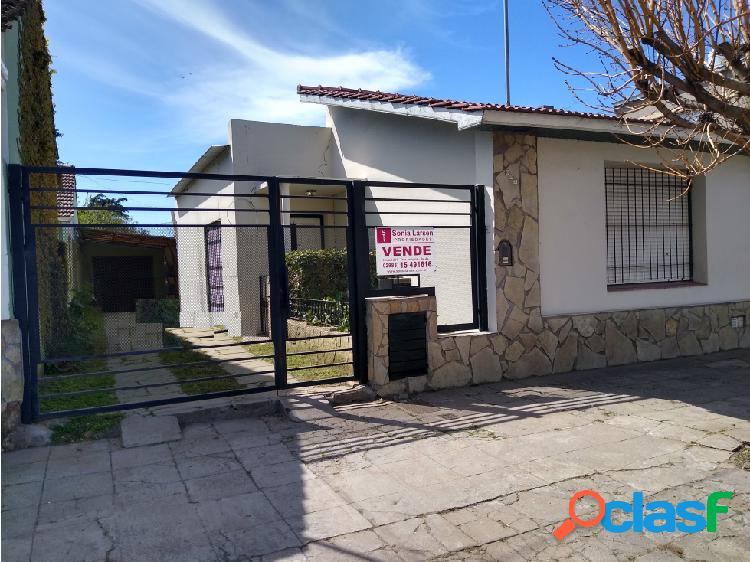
[205,222,225,311]
[605,167,692,285]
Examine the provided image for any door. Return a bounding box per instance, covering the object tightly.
[92,255,154,312]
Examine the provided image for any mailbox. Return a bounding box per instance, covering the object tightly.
[498,240,513,266]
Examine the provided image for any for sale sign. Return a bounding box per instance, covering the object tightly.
[375,227,435,276]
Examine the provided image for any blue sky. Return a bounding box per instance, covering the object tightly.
[45,0,593,195]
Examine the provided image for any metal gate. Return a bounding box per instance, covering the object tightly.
[7,165,486,421]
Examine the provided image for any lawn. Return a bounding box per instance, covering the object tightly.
[160,332,243,395]
[40,359,117,413]
[245,339,352,382]
[50,413,124,444]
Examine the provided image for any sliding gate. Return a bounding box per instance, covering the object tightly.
[8,165,486,421]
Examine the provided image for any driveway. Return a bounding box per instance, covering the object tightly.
[2,350,749,561]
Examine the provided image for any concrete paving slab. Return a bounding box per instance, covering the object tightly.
[2,349,749,561]
[110,442,173,470]
[184,468,258,501]
[120,414,181,448]
[302,529,397,562]
[209,519,301,559]
[2,481,43,511]
[286,503,371,542]
[37,494,114,527]
[1,506,38,539]
[31,517,115,562]
[195,491,281,533]
[41,471,113,504]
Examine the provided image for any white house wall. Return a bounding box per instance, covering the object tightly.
[229,119,335,178]
[328,107,496,329]
[173,152,250,334]
[537,137,750,316]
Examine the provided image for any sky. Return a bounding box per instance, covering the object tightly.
[44,0,596,215]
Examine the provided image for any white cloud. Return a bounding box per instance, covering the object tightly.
[115,0,431,140]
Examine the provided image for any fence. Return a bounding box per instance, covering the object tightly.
[8,165,486,421]
[289,298,350,330]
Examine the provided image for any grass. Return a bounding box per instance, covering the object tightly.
[160,332,242,395]
[246,339,352,382]
[50,413,124,444]
[40,359,117,413]
[731,444,750,471]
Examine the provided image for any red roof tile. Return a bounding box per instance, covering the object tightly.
[297,85,622,122]
[58,165,76,219]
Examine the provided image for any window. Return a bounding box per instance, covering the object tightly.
[289,214,325,250]
[605,167,692,286]
[205,222,224,312]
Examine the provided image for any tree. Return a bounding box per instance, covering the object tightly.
[544,0,750,178]
[77,193,132,225]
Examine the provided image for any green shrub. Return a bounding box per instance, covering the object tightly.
[40,286,112,411]
[136,298,179,327]
[286,249,348,300]
[45,286,106,372]
[285,249,377,300]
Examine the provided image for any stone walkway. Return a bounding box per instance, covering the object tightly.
[169,327,281,388]
[111,356,183,404]
[109,328,281,406]
[3,350,749,561]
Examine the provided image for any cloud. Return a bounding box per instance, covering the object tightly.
[110,0,432,140]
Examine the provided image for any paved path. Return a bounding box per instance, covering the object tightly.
[170,327,280,389]
[3,350,749,561]
[110,356,184,404]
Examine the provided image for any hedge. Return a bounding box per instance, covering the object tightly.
[285,249,376,300]
[18,0,65,355]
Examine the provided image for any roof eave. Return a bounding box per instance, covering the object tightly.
[169,145,230,196]
[300,94,484,131]
[300,93,666,137]
[480,109,658,136]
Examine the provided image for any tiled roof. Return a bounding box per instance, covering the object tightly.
[297,85,622,122]
[58,165,76,219]
[79,229,176,249]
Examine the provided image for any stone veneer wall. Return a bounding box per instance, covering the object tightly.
[369,132,750,395]
[2,319,24,449]
[367,295,437,396]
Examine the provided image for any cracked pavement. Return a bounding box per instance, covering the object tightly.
[2,349,749,561]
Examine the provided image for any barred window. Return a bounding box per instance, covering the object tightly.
[205,222,224,312]
[605,167,692,285]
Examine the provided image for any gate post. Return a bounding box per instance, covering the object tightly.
[7,165,30,423]
[348,181,369,384]
[267,178,288,388]
[475,184,488,332]
[7,165,40,422]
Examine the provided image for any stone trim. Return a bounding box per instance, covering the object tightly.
[431,301,749,389]
[366,295,437,397]
[2,319,24,449]
[365,131,750,396]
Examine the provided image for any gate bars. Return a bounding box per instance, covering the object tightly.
[8,165,487,421]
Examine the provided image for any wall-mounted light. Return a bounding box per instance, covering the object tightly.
[305,189,317,197]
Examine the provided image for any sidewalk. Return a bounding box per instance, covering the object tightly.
[2,349,749,561]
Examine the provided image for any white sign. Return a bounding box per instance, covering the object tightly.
[375,227,435,276]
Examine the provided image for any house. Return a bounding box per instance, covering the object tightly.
[43,163,180,352]
[65,229,178,352]
[172,84,749,387]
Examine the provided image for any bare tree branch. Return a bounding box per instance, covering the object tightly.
[544,0,750,177]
